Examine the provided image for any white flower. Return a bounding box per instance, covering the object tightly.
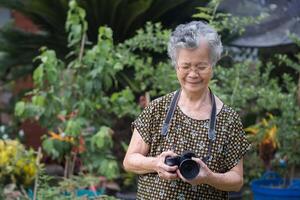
[18,130,25,137]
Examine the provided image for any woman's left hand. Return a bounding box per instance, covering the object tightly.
[176,157,212,186]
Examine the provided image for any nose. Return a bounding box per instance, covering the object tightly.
[187,68,199,77]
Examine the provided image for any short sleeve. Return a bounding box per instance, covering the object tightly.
[224,113,251,171]
[131,102,156,145]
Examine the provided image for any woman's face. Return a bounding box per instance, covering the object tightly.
[176,41,212,94]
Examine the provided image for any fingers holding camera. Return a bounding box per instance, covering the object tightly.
[156,150,178,180]
[176,168,190,184]
[177,157,213,186]
[158,169,178,180]
[192,158,212,182]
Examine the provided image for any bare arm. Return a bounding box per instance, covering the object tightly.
[123,129,178,178]
[178,158,244,192]
[123,129,156,174]
[206,159,244,191]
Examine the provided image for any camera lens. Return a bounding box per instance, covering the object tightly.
[179,159,200,180]
[165,156,179,166]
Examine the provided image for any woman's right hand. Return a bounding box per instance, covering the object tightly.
[155,150,179,180]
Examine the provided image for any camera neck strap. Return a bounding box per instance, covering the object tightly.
[161,88,217,163]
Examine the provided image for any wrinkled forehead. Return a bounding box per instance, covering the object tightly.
[176,39,211,63]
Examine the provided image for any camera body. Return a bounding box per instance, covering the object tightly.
[165,151,200,180]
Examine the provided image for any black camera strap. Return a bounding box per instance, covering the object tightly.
[203,88,216,163]
[161,89,181,137]
[161,88,216,163]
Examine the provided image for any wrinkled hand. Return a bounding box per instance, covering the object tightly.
[177,157,212,186]
[155,150,179,180]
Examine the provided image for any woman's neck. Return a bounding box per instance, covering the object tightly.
[180,88,210,106]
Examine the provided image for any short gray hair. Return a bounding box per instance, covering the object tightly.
[167,21,223,67]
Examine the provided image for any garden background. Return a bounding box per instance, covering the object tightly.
[0,0,299,199]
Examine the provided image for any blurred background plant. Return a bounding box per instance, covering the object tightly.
[245,114,279,171]
[0,0,206,83]
[14,0,123,186]
[0,139,40,189]
[32,172,118,200]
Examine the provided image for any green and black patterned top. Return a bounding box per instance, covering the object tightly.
[132,91,251,200]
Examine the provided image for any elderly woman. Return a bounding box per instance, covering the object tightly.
[123,21,250,200]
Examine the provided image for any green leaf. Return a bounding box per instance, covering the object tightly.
[66,0,87,49]
[42,138,58,159]
[15,101,25,116]
[99,159,119,180]
[91,126,113,150]
[65,118,83,137]
[32,95,46,107]
[113,62,123,70]
[33,65,44,87]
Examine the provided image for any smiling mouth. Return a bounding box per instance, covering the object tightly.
[187,81,201,84]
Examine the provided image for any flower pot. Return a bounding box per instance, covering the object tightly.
[251,171,300,200]
[28,188,105,199]
[76,188,105,197]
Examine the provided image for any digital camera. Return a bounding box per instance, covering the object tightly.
[165,151,200,180]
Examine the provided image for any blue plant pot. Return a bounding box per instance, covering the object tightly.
[251,171,300,200]
[28,188,105,199]
[76,188,105,197]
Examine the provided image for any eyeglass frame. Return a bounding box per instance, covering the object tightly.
[176,62,212,74]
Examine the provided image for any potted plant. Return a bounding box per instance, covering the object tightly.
[246,101,300,199]
[244,33,300,199]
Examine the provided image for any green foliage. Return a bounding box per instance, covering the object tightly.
[15,101,26,117]
[211,61,286,113]
[210,52,300,183]
[243,148,265,185]
[42,138,72,161]
[83,126,119,180]
[14,0,127,179]
[193,0,267,41]
[66,0,88,49]
[0,139,40,188]
[276,33,300,73]
[0,0,204,82]
[116,22,178,95]
[13,0,178,182]
[0,0,68,81]
[211,57,300,170]
[109,88,138,118]
[273,43,300,168]
[35,173,118,199]
[33,48,64,88]
[122,22,170,53]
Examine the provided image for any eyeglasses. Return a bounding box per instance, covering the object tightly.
[177,63,211,74]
